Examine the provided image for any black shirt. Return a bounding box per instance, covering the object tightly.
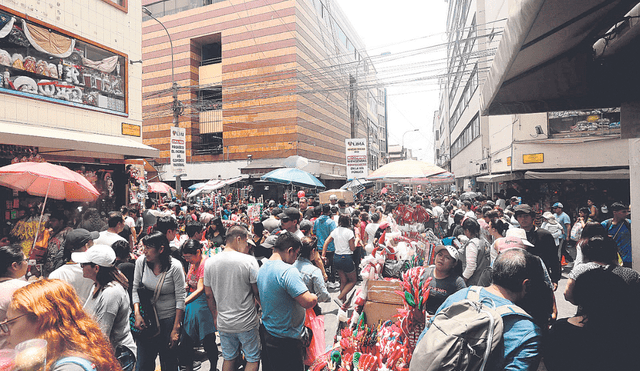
[526,227,561,283]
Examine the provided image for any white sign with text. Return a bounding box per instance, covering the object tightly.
[170,127,186,175]
[345,138,368,180]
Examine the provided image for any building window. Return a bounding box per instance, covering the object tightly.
[202,42,221,65]
[451,113,480,157]
[198,87,222,111]
[102,0,127,12]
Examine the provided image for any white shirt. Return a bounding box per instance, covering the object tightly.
[94,230,126,247]
[49,263,94,304]
[330,227,355,255]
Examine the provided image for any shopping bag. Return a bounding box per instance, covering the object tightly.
[304,307,325,366]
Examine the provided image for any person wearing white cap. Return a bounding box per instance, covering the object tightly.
[422,245,466,315]
[540,212,563,247]
[73,244,137,371]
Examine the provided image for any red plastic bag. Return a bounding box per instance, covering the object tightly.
[304,307,325,366]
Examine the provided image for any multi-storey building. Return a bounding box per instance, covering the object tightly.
[141,0,387,187]
[438,0,629,211]
[0,1,157,217]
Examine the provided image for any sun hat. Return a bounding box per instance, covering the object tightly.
[542,212,558,224]
[72,244,116,267]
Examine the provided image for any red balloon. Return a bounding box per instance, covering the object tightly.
[298,190,305,198]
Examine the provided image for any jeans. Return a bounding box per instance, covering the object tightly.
[259,324,304,371]
[136,317,179,371]
[116,345,136,371]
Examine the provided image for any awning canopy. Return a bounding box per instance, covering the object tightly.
[482,0,640,115]
[524,169,629,180]
[476,172,524,183]
[0,121,159,158]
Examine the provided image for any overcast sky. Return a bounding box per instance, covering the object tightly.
[336,0,449,163]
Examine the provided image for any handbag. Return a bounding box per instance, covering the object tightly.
[130,258,167,339]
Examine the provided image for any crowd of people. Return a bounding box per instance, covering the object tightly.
[0,187,637,371]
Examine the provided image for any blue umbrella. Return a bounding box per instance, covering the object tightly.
[261,168,325,188]
[188,182,206,190]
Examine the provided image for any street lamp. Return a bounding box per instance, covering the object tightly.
[143,7,184,198]
[402,128,419,160]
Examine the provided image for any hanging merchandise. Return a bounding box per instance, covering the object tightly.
[21,19,75,57]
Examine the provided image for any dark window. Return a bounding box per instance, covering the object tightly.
[202,42,221,65]
[198,87,222,111]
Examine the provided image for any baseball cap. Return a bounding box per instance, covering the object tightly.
[610,202,628,212]
[514,204,533,216]
[277,207,300,222]
[552,202,563,209]
[261,235,278,249]
[505,228,534,247]
[493,237,527,253]
[65,228,100,251]
[435,245,459,261]
[72,244,116,267]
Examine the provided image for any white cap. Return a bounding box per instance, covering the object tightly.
[505,228,534,247]
[72,244,116,267]
[435,245,459,261]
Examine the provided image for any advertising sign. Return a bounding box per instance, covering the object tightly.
[170,127,186,175]
[523,153,544,164]
[345,138,368,180]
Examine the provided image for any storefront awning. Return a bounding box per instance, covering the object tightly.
[476,173,523,183]
[482,0,639,115]
[0,121,159,158]
[524,169,629,180]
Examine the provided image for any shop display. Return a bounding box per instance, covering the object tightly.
[0,12,125,113]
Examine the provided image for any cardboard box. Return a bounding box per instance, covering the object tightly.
[319,189,354,204]
[363,301,401,326]
[366,280,404,305]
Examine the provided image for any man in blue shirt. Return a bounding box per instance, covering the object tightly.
[602,202,632,267]
[413,249,542,371]
[553,202,571,263]
[258,232,317,371]
[313,204,337,284]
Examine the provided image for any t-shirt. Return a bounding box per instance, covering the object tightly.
[365,222,380,248]
[0,278,28,348]
[330,227,355,255]
[49,263,94,304]
[257,260,309,339]
[84,282,137,355]
[186,257,207,293]
[422,287,542,370]
[93,230,126,247]
[314,215,336,252]
[526,228,561,283]
[203,250,259,333]
[422,266,466,314]
[602,219,632,263]
[124,216,136,230]
[132,256,186,320]
[554,212,571,239]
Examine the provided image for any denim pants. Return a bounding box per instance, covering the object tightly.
[136,317,179,371]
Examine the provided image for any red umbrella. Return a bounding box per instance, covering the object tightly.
[147,182,176,195]
[0,161,100,252]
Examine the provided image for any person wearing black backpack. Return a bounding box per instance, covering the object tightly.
[601,202,632,267]
[411,249,543,371]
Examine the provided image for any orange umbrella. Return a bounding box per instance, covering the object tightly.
[367,160,446,180]
[147,182,176,195]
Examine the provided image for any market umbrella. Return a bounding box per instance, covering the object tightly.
[282,155,309,169]
[147,182,176,194]
[460,191,479,200]
[366,160,446,180]
[188,182,206,190]
[261,168,325,188]
[399,172,455,185]
[0,161,100,252]
[340,178,374,194]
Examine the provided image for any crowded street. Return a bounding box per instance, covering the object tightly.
[1,0,640,371]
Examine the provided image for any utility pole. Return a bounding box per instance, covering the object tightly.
[144,7,183,198]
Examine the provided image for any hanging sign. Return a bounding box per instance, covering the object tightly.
[345,138,368,180]
[170,127,186,175]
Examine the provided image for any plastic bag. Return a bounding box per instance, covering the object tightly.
[304,307,325,366]
[570,222,583,241]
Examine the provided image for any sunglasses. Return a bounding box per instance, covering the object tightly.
[0,313,28,334]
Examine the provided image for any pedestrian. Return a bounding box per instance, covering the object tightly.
[204,225,261,371]
[179,239,218,371]
[207,217,226,248]
[322,215,357,306]
[601,202,631,267]
[94,211,128,247]
[573,222,607,266]
[586,198,599,221]
[515,204,561,289]
[293,236,331,314]
[459,218,491,286]
[422,245,465,315]
[43,209,72,277]
[132,231,186,371]
[552,202,572,264]
[314,204,337,285]
[540,212,563,248]
[73,244,137,371]
[258,232,317,371]
[0,243,28,349]
[4,279,122,371]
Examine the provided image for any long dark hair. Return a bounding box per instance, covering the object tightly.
[142,231,171,271]
[299,236,317,260]
[0,244,24,277]
[207,217,226,239]
[94,265,129,297]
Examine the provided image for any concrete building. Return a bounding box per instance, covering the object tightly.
[0,1,157,215]
[141,0,387,187]
[437,0,629,211]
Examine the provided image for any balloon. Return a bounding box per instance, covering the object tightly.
[298,190,305,198]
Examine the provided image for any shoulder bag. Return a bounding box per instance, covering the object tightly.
[129,258,167,339]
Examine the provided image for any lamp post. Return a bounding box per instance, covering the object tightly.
[402,128,419,160]
[143,7,183,198]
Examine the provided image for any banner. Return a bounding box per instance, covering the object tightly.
[170,127,186,175]
[345,138,368,180]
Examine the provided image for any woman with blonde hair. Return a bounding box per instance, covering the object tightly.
[2,278,121,371]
